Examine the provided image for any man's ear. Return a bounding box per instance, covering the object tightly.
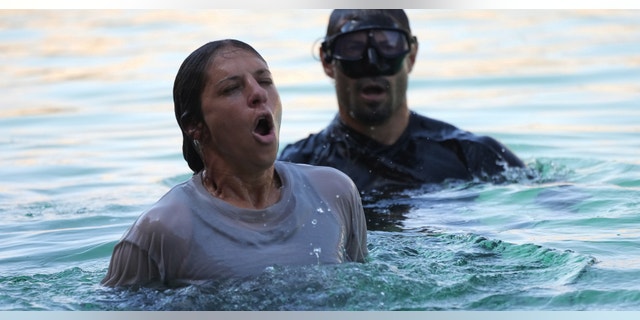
[320,48,335,79]
[406,39,418,73]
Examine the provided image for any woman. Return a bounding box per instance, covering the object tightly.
[101,39,368,287]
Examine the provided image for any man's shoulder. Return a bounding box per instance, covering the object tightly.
[408,112,473,140]
[412,112,508,144]
[279,122,338,162]
[279,137,316,162]
[410,112,457,130]
[282,130,329,149]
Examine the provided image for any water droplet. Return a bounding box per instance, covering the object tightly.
[311,219,317,225]
[312,247,322,261]
[316,207,324,213]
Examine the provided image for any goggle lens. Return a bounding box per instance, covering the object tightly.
[332,29,410,60]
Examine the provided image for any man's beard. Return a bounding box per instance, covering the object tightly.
[348,102,393,126]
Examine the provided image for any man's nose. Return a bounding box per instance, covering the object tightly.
[367,47,379,66]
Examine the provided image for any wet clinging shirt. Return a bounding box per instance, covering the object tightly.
[101,161,368,287]
[279,112,525,193]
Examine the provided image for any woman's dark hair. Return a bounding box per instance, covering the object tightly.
[173,39,265,173]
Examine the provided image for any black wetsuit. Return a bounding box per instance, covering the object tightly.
[279,112,525,194]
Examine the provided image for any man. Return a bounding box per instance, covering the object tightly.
[279,9,525,195]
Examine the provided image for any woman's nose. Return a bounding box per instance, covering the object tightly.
[247,79,267,107]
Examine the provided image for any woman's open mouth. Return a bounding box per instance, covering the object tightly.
[252,113,277,145]
[254,115,274,136]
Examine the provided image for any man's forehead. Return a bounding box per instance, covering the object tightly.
[335,14,403,34]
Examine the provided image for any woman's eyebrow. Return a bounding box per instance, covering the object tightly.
[216,68,271,86]
[254,68,272,77]
[215,75,241,87]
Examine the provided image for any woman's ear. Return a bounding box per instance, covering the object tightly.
[185,122,202,141]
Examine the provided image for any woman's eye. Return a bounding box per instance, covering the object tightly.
[221,85,239,95]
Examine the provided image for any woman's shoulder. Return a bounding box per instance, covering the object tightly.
[277,161,351,180]
[276,161,358,195]
[124,179,197,242]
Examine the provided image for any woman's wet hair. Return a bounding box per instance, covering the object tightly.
[173,39,265,173]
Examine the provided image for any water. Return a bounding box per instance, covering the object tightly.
[1,9,639,311]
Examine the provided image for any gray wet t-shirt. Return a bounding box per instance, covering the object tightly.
[101,161,368,287]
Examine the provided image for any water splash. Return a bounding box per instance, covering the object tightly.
[32,231,600,311]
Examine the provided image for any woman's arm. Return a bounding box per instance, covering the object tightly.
[101,241,161,287]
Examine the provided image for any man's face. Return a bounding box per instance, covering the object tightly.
[333,60,410,127]
[322,16,416,127]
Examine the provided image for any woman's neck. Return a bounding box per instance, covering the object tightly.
[201,166,282,210]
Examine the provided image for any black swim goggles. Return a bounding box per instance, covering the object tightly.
[321,27,417,78]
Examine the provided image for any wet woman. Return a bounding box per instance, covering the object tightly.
[101,39,368,287]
